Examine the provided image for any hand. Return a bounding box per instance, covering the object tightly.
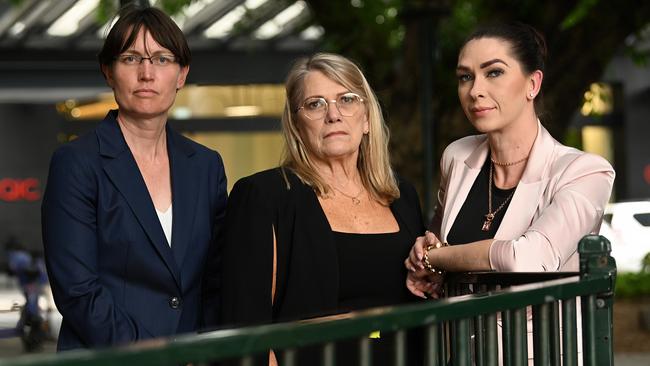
[405,267,444,299]
[405,231,440,272]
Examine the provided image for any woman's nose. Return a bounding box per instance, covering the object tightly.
[469,78,484,99]
[324,100,341,122]
[138,61,154,80]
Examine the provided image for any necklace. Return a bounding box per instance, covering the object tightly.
[482,161,516,231]
[332,185,363,205]
[491,155,529,166]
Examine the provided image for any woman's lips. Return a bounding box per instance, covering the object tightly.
[134,89,157,96]
[470,106,494,117]
[324,131,347,138]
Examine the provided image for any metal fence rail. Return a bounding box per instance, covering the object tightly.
[0,235,616,366]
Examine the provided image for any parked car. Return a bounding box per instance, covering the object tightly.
[599,200,650,273]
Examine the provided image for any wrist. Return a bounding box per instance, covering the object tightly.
[423,241,448,275]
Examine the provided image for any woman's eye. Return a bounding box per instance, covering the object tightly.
[306,99,325,110]
[339,95,355,104]
[457,74,472,82]
[487,69,504,78]
[121,55,137,63]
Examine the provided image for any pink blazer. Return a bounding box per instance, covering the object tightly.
[430,122,615,272]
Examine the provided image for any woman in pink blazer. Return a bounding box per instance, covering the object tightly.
[405,22,615,297]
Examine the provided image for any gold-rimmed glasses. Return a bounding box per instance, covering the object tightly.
[296,92,365,120]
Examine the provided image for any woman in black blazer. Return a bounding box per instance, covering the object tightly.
[219,53,424,365]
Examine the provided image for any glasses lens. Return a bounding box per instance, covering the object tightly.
[118,54,141,65]
[302,97,327,120]
[336,93,362,116]
[152,55,176,66]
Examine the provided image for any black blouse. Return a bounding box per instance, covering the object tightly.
[447,156,516,245]
[333,229,422,366]
[335,230,414,311]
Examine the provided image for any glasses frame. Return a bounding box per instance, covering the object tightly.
[115,53,178,66]
[296,92,365,120]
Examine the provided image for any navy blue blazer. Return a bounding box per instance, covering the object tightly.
[42,110,227,350]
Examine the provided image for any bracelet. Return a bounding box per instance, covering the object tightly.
[423,241,448,275]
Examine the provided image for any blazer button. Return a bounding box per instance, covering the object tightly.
[169,296,181,309]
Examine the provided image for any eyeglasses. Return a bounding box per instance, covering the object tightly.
[296,92,365,120]
[115,54,178,66]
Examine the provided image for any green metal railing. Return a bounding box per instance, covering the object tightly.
[1,235,616,366]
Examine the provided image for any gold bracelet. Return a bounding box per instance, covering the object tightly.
[423,241,448,275]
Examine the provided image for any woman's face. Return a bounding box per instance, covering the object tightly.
[456,37,536,133]
[102,27,189,121]
[296,71,368,164]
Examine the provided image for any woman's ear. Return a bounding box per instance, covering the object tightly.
[528,70,543,100]
[101,64,114,88]
[176,65,190,90]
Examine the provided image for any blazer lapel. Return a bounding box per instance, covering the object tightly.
[97,111,181,288]
[167,128,199,271]
[441,137,488,241]
[496,122,556,239]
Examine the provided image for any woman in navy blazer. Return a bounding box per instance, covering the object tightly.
[41,6,227,350]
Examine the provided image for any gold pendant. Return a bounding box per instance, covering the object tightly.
[482,213,494,231]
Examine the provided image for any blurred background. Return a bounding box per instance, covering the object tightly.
[0,0,647,360]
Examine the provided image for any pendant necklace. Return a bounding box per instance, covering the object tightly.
[482,161,516,231]
[333,186,363,205]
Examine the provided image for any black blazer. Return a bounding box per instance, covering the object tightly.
[219,168,424,328]
[42,110,227,350]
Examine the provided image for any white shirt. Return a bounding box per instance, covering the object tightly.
[156,205,173,247]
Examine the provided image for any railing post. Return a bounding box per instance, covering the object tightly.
[579,235,616,366]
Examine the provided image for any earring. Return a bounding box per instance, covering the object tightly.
[530,93,535,97]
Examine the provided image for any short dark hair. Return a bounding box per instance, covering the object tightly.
[463,21,547,75]
[98,5,191,70]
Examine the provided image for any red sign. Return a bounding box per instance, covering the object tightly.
[0,178,41,202]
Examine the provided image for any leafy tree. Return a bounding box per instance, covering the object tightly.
[306,0,650,206]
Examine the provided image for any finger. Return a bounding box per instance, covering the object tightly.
[425,231,438,245]
[408,249,421,270]
[414,236,425,260]
[404,257,416,272]
[411,237,426,269]
[406,278,427,299]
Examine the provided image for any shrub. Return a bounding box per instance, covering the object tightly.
[615,271,650,298]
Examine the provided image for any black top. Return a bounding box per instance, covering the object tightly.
[219,168,425,325]
[335,230,413,312]
[334,229,421,366]
[218,168,425,365]
[447,156,516,244]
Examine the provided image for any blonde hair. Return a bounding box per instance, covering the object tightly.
[280,52,399,204]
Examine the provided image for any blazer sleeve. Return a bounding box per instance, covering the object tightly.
[201,152,228,329]
[219,175,275,327]
[42,147,146,347]
[429,145,453,237]
[489,153,615,271]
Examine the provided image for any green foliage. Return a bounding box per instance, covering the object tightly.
[562,127,583,150]
[615,271,650,299]
[97,0,118,24]
[561,0,601,29]
[156,0,195,15]
[97,0,193,23]
[624,44,650,67]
